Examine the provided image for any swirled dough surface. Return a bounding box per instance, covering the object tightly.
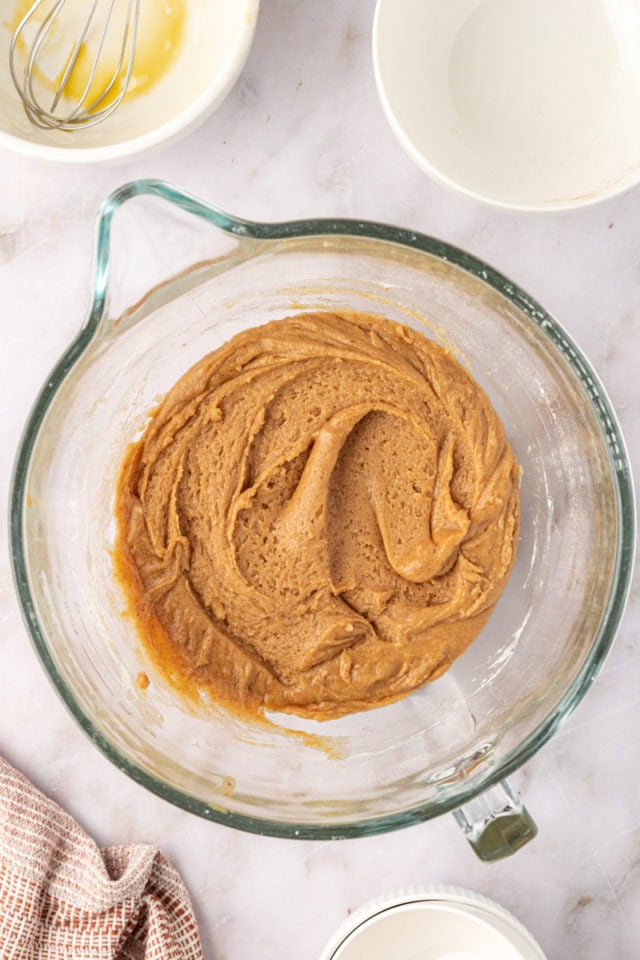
[115,312,519,719]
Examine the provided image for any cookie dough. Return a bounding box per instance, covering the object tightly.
[115,311,520,720]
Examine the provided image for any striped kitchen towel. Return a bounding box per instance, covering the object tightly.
[0,756,203,959]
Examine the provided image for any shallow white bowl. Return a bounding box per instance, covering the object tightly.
[0,0,258,164]
[373,0,640,211]
[319,887,546,960]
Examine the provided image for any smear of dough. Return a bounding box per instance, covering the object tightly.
[115,312,520,720]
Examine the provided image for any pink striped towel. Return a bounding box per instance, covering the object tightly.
[0,756,203,959]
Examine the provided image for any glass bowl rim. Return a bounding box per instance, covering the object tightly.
[9,178,636,839]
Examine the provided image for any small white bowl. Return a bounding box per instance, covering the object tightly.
[319,887,546,960]
[0,0,258,164]
[373,0,640,211]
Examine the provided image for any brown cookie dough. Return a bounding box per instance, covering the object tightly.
[115,311,520,720]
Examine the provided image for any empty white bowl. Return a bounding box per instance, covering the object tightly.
[0,0,258,163]
[373,0,640,210]
[320,887,546,960]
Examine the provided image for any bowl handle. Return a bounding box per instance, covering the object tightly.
[451,779,537,862]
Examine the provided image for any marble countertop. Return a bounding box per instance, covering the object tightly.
[1,2,639,957]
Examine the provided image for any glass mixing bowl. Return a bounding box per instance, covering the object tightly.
[10,180,635,860]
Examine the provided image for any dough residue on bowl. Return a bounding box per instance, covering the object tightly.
[114,311,520,720]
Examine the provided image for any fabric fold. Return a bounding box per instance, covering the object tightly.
[0,756,203,960]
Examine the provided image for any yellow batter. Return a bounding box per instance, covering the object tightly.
[115,312,520,720]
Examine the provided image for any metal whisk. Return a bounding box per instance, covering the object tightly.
[9,0,140,131]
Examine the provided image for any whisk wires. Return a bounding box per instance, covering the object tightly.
[9,0,140,131]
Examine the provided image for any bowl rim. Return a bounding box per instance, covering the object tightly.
[9,178,636,839]
[318,886,546,960]
[371,0,640,213]
[0,0,259,165]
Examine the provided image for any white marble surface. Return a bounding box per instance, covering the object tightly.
[1,2,639,958]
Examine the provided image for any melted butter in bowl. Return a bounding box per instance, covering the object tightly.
[1,0,258,159]
[9,0,187,110]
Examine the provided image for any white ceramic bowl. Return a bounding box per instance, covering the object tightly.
[373,0,640,211]
[319,887,546,960]
[0,0,258,164]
